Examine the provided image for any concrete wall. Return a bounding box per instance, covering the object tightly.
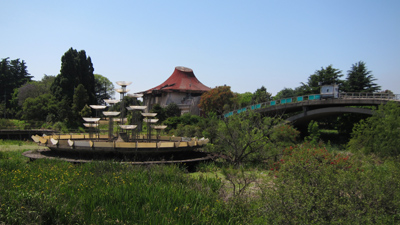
[143,92,203,115]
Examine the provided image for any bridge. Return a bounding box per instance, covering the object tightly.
[225,92,400,127]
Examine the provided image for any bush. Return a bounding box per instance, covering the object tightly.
[52,122,69,133]
[0,118,14,129]
[305,120,320,145]
[348,101,400,157]
[211,111,299,165]
[163,113,203,133]
[260,143,400,224]
[174,124,202,138]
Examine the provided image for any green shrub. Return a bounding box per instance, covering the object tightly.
[174,124,202,137]
[260,143,400,224]
[305,120,321,145]
[211,111,299,165]
[52,122,69,133]
[348,101,400,157]
[0,118,14,129]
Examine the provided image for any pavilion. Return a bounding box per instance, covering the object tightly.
[138,66,211,115]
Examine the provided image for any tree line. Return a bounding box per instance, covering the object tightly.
[199,61,383,117]
[1,48,114,128]
[0,48,387,134]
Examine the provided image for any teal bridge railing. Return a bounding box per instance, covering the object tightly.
[224,92,400,118]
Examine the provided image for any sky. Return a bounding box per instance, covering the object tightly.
[1,0,399,96]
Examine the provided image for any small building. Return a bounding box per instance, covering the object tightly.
[320,84,339,99]
[138,66,211,115]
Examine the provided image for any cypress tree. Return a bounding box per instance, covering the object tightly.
[51,48,96,104]
[51,48,97,124]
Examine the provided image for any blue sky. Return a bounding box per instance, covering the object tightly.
[1,0,399,96]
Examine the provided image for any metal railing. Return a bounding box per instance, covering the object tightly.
[224,92,399,118]
[339,92,399,100]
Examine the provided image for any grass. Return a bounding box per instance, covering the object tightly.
[0,148,238,224]
[0,140,43,152]
[1,141,399,224]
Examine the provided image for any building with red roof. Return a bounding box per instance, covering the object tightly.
[138,66,211,115]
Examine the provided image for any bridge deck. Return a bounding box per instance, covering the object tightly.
[225,92,399,118]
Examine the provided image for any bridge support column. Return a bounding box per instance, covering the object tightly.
[302,106,309,116]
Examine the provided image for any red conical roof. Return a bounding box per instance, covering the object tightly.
[140,66,210,94]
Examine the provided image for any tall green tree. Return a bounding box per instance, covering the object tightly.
[337,62,381,140]
[72,84,90,120]
[302,65,344,94]
[51,48,96,105]
[342,61,380,93]
[273,87,297,100]
[251,86,272,104]
[50,48,96,125]
[0,57,32,117]
[94,74,115,105]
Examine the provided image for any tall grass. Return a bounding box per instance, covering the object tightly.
[0,151,239,224]
[2,143,399,224]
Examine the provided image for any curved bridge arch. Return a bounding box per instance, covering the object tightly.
[286,107,374,126]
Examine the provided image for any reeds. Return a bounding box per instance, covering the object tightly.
[0,150,230,224]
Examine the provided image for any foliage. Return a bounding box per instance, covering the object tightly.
[210,111,298,165]
[0,118,14,129]
[221,166,256,198]
[110,96,140,112]
[165,102,181,118]
[21,94,58,122]
[335,111,371,139]
[348,101,400,157]
[301,65,344,94]
[251,86,272,104]
[79,104,92,117]
[72,84,90,120]
[51,48,95,104]
[0,154,242,224]
[163,116,181,132]
[15,75,55,107]
[198,112,220,142]
[94,74,115,105]
[0,57,32,118]
[268,123,300,151]
[52,121,69,133]
[0,119,31,130]
[9,75,55,119]
[342,61,380,93]
[236,92,253,108]
[50,48,96,125]
[163,113,202,132]
[305,120,321,145]
[261,143,400,224]
[150,103,166,123]
[198,85,237,115]
[273,87,297,100]
[174,124,202,137]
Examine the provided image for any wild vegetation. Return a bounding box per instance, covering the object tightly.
[1,126,400,224]
[1,51,399,223]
